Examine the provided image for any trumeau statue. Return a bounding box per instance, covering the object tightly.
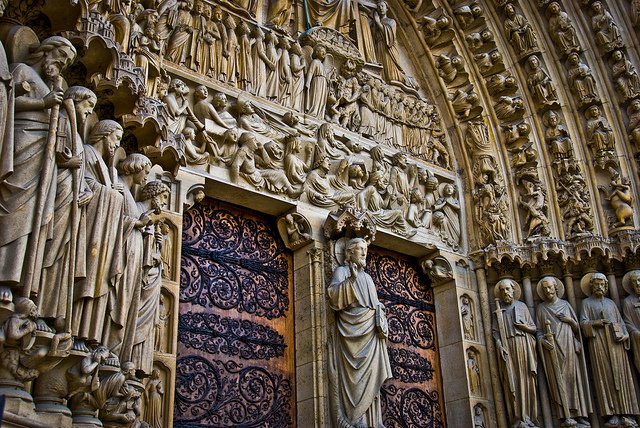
[535,276,590,428]
[328,237,392,428]
[580,273,640,427]
[493,278,539,428]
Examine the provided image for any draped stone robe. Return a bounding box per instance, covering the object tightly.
[536,299,590,418]
[328,264,392,425]
[72,144,124,344]
[0,63,56,292]
[580,296,640,417]
[623,293,640,373]
[492,300,538,426]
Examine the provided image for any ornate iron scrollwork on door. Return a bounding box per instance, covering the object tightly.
[176,200,295,428]
[367,249,446,428]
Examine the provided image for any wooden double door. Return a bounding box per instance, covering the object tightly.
[175,199,445,427]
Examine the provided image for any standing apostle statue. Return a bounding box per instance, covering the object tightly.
[328,237,392,428]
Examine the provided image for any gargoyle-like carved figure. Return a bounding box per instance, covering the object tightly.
[66,346,110,417]
[0,297,48,383]
[600,175,634,229]
[98,361,142,427]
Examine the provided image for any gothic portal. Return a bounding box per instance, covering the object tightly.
[0,0,640,427]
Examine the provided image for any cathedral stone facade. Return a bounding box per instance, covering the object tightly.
[0,0,639,427]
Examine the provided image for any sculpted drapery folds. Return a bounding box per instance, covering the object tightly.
[72,120,125,346]
[37,86,95,324]
[371,1,411,87]
[623,270,640,373]
[0,36,76,297]
[305,43,329,118]
[116,154,153,365]
[130,180,169,374]
[0,0,12,187]
[622,270,640,378]
[547,2,579,56]
[580,273,640,427]
[493,278,539,428]
[328,238,392,428]
[503,3,537,56]
[535,276,590,427]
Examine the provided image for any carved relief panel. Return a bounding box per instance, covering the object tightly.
[175,198,295,427]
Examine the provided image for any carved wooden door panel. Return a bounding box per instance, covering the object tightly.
[175,199,295,427]
[367,247,446,428]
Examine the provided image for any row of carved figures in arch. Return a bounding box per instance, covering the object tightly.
[96,0,440,161]
[421,0,636,242]
[498,0,637,237]
[487,272,640,428]
[160,74,462,247]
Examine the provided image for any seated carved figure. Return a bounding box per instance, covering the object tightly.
[230,132,300,198]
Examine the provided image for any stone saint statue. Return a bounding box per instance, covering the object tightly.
[328,237,392,428]
[0,36,77,298]
[535,276,590,428]
[492,278,539,428]
[372,1,410,87]
[623,270,640,373]
[580,273,640,427]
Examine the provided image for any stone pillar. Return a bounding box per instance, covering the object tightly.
[294,243,329,428]
[473,260,508,428]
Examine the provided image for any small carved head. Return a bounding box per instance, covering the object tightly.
[141,180,170,212]
[64,86,97,123]
[118,153,152,185]
[496,278,517,304]
[194,85,208,100]
[14,297,39,319]
[377,0,389,15]
[345,237,368,268]
[629,270,640,295]
[28,36,77,78]
[589,272,608,297]
[547,2,560,15]
[312,44,327,60]
[88,120,123,158]
[212,92,228,109]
